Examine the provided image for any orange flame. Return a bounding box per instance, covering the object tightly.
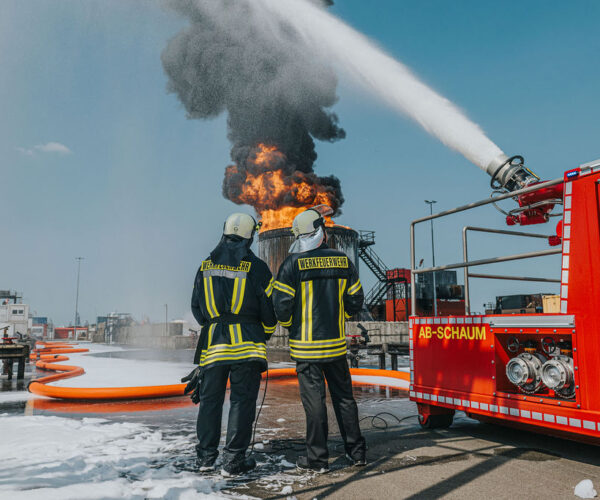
[224,143,339,231]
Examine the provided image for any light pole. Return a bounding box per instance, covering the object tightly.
[424,201,438,316]
[74,257,84,333]
[165,304,168,336]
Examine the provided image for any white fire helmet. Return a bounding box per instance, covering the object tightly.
[223,213,260,240]
[289,205,334,253]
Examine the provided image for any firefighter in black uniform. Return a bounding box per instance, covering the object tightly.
[273,206,366,472]
[186,213,277,475]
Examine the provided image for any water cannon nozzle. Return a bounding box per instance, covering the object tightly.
[486,154,539,192]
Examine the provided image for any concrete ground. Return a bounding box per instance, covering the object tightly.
[244,406,600,500]
[4,347,597,499]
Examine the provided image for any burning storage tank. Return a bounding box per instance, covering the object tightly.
[259,225,359,277]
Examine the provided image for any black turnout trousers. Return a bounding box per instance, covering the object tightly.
[196,361,262,462]
[296,357,366,466]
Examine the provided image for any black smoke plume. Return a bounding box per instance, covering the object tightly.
[161,0,345,215]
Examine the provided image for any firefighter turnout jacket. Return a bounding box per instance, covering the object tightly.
[191,251,277,370]
[273,244,364,361]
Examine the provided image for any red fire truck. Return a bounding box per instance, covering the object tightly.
[409,155,600,442]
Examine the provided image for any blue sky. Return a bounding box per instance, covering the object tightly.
[1,0,598,325]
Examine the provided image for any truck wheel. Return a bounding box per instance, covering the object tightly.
[419,413,454,429]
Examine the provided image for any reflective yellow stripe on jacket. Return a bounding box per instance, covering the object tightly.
[199,339,267,366]
[348,279,362,295]
[262,322,277,335]
[338,278,347,339]
[301,281,314,342]
[265,278,275,298]
[230,278,246,314]
[203,276,219,318]
[289,337,347,360]
[273,281,295,296]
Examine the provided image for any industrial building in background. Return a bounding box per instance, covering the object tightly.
[357,231,465,321]
[0,290,30,338]
[31,317,54,339]
[54,326,89,341]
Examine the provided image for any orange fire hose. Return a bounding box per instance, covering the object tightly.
[28,342,409,401]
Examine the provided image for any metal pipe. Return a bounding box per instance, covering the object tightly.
[410,223,416,316]
[467,273,561,283]
[74,257,84,329]
[425,200,438,316]
[410,177,563,226]
[462,228,470,315]
[463,226,552,239]
[461,225,555,314]
[409,177,563,319]
[414,248,562,274]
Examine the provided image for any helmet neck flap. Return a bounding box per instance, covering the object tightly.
[210,234,252,267]
[289,225,327,254]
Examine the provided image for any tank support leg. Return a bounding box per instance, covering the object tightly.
[378,353,386,370]
[17,357,25,380]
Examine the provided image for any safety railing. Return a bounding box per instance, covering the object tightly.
[410,177,564,316]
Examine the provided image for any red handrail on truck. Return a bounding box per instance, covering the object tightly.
[409,160,600,442]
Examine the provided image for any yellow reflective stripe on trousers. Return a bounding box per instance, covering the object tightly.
[338,278,347,339]
[280,317,292,328]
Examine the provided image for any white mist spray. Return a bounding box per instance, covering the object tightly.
[247,0,505,170]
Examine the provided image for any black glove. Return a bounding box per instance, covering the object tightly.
[181,367,202,404]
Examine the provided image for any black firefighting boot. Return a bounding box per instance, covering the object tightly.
[196,444,218,472]
[221,455,256,476]
[296,455,328,473]
[345,453,367,466]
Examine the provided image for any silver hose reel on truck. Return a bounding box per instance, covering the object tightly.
[505,338,547,395]
[505,337,575,398]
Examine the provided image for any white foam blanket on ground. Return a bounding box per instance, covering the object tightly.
[350,374,409,389]
[0,414,312,500]
[48,344,192,388]
[0,414,236,500]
